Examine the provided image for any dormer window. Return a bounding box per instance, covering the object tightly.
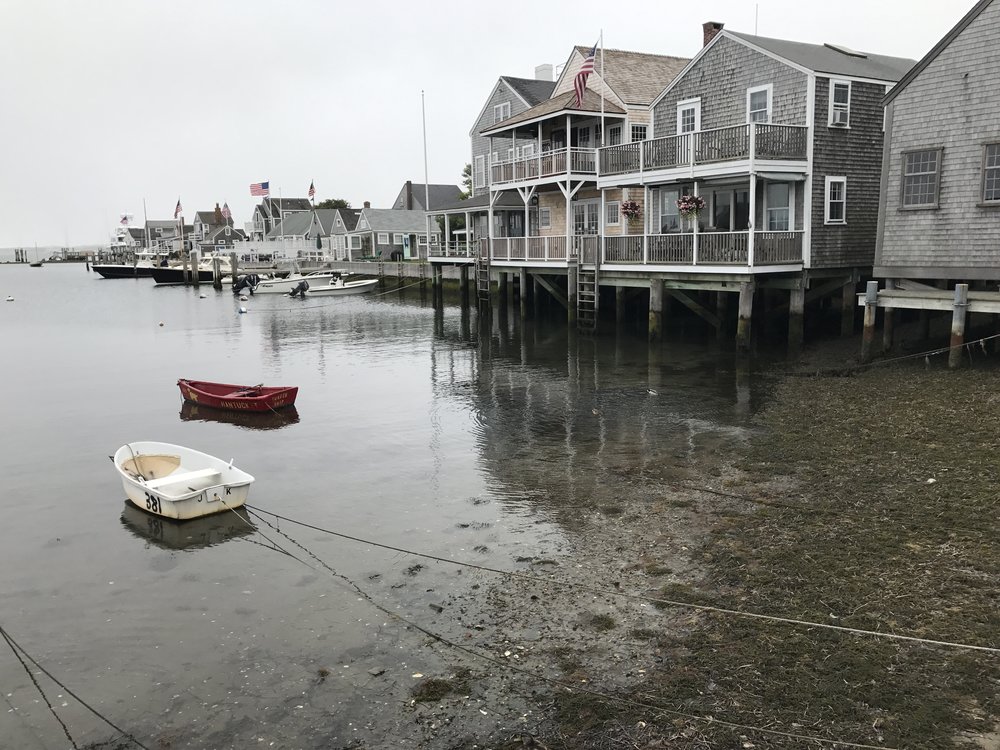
[493,101,510,124]
[747,85,772,124]
[829,81,851,127]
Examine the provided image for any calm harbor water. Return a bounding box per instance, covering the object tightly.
[0,263,768,748]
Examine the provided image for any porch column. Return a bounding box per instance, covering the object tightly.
[736,281,755,351]
[788,273,805,353]
[841,278,856,337]
[747,173,757,267]
[464,211,472,257]
[649,278,664,342]
[692,181,700,265]
[643,185,650,264]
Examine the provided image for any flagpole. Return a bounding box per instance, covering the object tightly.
[422,90,431,259]
[600,30,605,147]
[143,198,149,249]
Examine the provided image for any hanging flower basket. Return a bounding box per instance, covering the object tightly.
[620,200,642,221]
[676,194,706,218]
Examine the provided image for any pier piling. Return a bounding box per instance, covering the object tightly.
[861,281,878,363]
[949,283,969,369]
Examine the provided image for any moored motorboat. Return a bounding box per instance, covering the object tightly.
[112,441,255,520]
[93,252,171,279]
[292,278,378,297]
[250,270,346,294]
[152,255,232,285]
[177,378,298,412]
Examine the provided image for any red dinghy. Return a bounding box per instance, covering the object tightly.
[177,379,298,412]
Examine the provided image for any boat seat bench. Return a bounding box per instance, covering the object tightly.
[143,468,222,489]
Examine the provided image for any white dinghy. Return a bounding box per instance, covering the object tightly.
[113,441,255,520]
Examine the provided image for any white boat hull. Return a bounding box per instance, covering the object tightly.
[253,272,341,294]
[302,279,378,296]
[113,441,254,521]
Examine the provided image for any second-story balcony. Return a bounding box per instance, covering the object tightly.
[490,147,597,188]
[598,123,808,184]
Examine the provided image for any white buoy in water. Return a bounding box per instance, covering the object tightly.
[239,306,248,314]
[5,296,13,302]
[158,322,164,327]
[239,295,249,301]
[199,293,207,299]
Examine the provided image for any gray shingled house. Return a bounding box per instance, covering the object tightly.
[597,23,914,344]
[251,197,312,240]
[347,206,437,260]
[391,181,463,212]
[876,0,1000,283]
[477,45,689,265]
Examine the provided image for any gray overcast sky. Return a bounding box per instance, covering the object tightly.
[0,0,973,248]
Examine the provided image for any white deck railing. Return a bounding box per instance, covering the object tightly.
[604,230,803,266]
[599,123,808,176]
[490,147,597,186]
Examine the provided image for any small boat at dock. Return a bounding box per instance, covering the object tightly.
[177,379,298,412]
[249,269,346,294]
[291,278,378,297]
[112,441,255,520]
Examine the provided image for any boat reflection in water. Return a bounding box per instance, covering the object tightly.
[179,400,300,430]
[120,501,257,550]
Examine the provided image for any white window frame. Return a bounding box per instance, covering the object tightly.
[825,176,847,224]
[630,123,647,143]
[474,155,485,191]
[746,84,772,124]
[607,125,622,146]
[393,233,405,245]
[377,232,389,244]
[763,182,793,231]
[828,80,851,127]
[521,143,535,158]
[493,101,510,124]
[606,200,621,226]
[983,144,1000,203]
[676,98,701,134]
[539,207,551,229]
[901,148,942,209]
[350,235,361,249]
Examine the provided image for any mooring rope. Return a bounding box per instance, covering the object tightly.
[231,505,900,750]
[243,503,1000,656]
[0,625,150,750]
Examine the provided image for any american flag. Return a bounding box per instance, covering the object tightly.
[573,43,598,109]
[308,180,315,200]
[174,199,182,219]
[250,181,269,197]
[221,202,232,220]
[120,214,129,226]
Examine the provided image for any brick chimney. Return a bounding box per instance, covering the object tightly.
[405,180,413,209]
[213,202,223,225]
[363,200,371,209]
[703,21,724,47]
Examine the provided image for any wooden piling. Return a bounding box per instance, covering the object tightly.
[182,254,191,284]
[191,251,200,287]
[567,264,578,326]
[788,282,805,353]
[648,278,663,342]
[519,267,528,318]
[230,252,238,284]
[616,286,626,325]
[882,279,895,352]
[735,281,754,351]
[212,257,222,290]
[715,290,729,340]
[861,281,878,363]
[459,265,469,308]
[948,283,969,369]
[841,280,855,337]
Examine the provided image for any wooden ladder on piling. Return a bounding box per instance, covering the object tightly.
[577,266,599,333]
[475,254,491,302]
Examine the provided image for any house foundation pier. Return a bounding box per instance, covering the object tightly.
[519,267,529,318]
[459,265,469,308]
[736,282,755,351]
[949,283,969,369]
[788,281,805,353]
[648,278,664,342]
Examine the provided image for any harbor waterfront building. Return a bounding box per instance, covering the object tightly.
[430,23,916,348]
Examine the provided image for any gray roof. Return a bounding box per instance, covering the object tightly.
[391,182,464,211]
[204,225,246,242]
[884,0,992,105]
[332,208,362,233]
[353,208,430,233]
[268,211,316,238]
[257,197,313,218]
[502,76,556,106]
[568,46,689,105]
[481,89,626,135]
[727,31,916,81]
